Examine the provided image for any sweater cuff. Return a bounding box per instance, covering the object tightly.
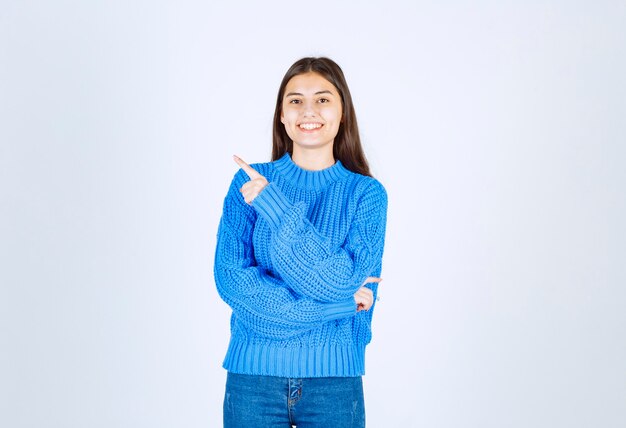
[322,298,357,322]
[252,182,294,230]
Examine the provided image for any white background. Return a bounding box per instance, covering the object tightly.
[1,1,625,427]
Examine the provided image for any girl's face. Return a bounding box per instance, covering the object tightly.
[281,72,343,154]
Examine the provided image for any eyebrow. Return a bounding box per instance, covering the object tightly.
[285,90,335,97]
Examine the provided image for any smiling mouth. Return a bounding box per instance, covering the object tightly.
[298,123,323,130]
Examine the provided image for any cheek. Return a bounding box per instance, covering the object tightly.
[281,114,297,138]
[281,108,293,123]
[322,106,342,122]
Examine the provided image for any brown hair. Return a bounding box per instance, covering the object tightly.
[271,57,372,177]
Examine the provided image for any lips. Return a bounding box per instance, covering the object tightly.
[298,122,323,130]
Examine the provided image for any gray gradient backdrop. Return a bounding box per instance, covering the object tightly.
[1,1,625,427]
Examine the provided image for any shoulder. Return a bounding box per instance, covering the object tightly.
[345,172,387,202]
[335,172,388,219]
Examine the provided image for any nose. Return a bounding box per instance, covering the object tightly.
[302,100,317,117]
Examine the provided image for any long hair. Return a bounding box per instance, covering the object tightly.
[271,57,372,177]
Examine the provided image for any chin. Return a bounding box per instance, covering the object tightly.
[293,141,330,150]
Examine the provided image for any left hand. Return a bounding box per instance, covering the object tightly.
[355,277,382,311]
[354,287,374,312]
[233,155,269,204]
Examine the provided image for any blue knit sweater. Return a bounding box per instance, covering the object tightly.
[214,153,387,377]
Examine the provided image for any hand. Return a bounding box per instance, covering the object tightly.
[354,277,382,312]
[233,155,269,204]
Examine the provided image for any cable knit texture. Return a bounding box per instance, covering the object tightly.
[215,153,387,377]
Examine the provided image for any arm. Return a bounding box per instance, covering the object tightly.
[214,170,357,340]
[252,179,388,303]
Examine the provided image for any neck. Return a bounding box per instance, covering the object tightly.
[292,145,335,171]
[274,150,350,191]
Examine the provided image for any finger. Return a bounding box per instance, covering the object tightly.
[240,186,258,203]
[240,180,268,203]
[360,287,373,298]
[233,155,262,179]
[355,289,373,310]
[362,277,383,286]
[358,300,372,312]
[241,180,266,192]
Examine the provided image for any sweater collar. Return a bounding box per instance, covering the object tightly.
[274,153,351,190]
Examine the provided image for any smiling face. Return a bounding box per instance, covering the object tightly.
[280,72,343,155]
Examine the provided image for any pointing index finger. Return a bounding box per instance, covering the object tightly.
[233,155,262,179]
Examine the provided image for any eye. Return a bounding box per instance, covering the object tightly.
[318,98,330,103]
[288,99,301,104]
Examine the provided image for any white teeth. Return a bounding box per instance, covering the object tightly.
[299,123,322,130]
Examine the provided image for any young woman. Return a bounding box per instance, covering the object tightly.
[214,57,388,427]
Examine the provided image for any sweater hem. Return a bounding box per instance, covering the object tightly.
[222,339,366,378]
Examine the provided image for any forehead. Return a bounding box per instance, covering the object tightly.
[284,72,339,95]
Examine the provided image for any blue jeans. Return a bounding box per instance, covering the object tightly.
[223,372,365,427]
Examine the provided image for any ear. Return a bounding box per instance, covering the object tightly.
[280,113,285,124]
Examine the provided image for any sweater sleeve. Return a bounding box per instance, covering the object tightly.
[214,170,357,340]
[251,178,388,303]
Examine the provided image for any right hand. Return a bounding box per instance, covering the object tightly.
[233,155,269,204]
[353,277,382,312]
